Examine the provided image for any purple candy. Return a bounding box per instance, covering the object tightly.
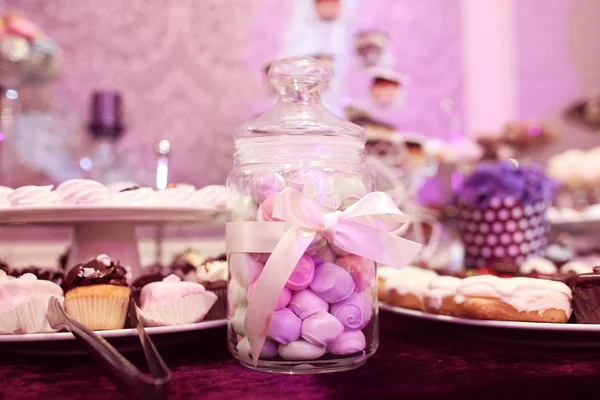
[247,283,291,310]
[252,252,271,264]
[289,289,329,320]
[286,255,315,291]
[301,311,344,346]
[267,308,302,345]
[236,336,278,360]
[326,330,366,355]
[247,171,286,204]
[329,292,372,330]
[230,253,264,288]
[309,262,355,303]
[309,242,337,265]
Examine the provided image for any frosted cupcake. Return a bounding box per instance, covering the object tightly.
[457,162,556,273]
[137,275,217,326]
[64,254,130,330]
[197,254,227,319]
[0,271,63,334]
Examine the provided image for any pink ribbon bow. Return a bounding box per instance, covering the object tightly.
[226,187,422,364]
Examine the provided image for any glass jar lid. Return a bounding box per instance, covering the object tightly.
[235,56,366,142]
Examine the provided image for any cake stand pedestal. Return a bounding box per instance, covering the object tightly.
[0,205,225,279]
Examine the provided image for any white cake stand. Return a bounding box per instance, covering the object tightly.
[0,205,225,278]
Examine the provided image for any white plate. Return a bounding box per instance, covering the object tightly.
[0,205,225,225]
[0,319,227,355]
[380,303,600,347]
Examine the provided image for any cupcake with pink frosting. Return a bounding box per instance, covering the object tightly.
[137,275,217,326]
[0,272,64,334]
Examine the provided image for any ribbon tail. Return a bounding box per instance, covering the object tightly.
[244,226,316,366]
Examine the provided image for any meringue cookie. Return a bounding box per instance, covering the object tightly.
[231,307,247,335]
[228,278,248,309]
[327,330,366,355]
[286,255,315,291]
[55,179,111,205]
[231,196,258,221]
[138,275,217,326]
[229,253,264,288]
[519,257,557,275]
[335,255,375,293]
[0,186,14,207]
[289,289,329,320]
[303,176,341,210]
[257,192,280,222]
[112,186,155,205]
[247,171,286,205]
[329,292,372,330]
[247,282,291,310]
[236,336,278,361]
[154,185,197,206]
[560,261,593,275]
[278,339,326,360]
[195,185,227,210]
[288,170,327,192]
[8,185,58,206]
[0,273,64,334]
[336,177,368,210]
[301,311,344,346]
[309,262,355,303]
[267,308,302,344]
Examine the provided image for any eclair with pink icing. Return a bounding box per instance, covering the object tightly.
[137,275,217,326]
[453,275,572,323]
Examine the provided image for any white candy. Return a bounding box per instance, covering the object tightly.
[303,176,341,210]
[336,177,368,210]
[247,171,285,204]
[231,196,258,221]
[277,339,326,360]
[229,253,264,288]
[231,307,247,335]
[228,279,248,309]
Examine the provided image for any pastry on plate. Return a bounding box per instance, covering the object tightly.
[424,276,462,316]
[379,265,438,311]
[453,275,572,323]
[64,254,130,330]
[197,254,228,319]
[568,268,600,324]
[137,274,217,326]
[0,271,63,334]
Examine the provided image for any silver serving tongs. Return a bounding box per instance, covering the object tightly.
[47,297,172,400]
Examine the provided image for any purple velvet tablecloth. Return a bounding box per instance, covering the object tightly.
[1,310,600,400]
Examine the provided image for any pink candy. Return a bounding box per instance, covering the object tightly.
[309,262,355,303]
[330,292,372,330]
[257,192,280,222]
[326,330,367,355]
[229,253,264,288]
[285,255,315,291]
[289,289,329,320]
[335,255,375,292]
[301,311,344,346]
[247,282,291,310]
[247,171,286,204]
[267,308,302,344]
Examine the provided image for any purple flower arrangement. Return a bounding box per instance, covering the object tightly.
[457,162,556,209]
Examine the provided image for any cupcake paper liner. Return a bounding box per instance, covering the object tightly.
[137,291,217,327]
[65,292,129,331]
[458,197,548,271]
[0,295,63,334]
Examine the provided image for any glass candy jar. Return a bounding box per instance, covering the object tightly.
[226,57,378,374]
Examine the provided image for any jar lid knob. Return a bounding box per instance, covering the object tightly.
[268,56,330,101]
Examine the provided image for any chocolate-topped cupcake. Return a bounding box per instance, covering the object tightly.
[64,254,130,330]
[130,263,170,301]
[198,253,227,319]
[568,267,600,324]
[169,248,205,281]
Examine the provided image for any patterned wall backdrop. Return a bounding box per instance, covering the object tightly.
[6,0,463,187]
